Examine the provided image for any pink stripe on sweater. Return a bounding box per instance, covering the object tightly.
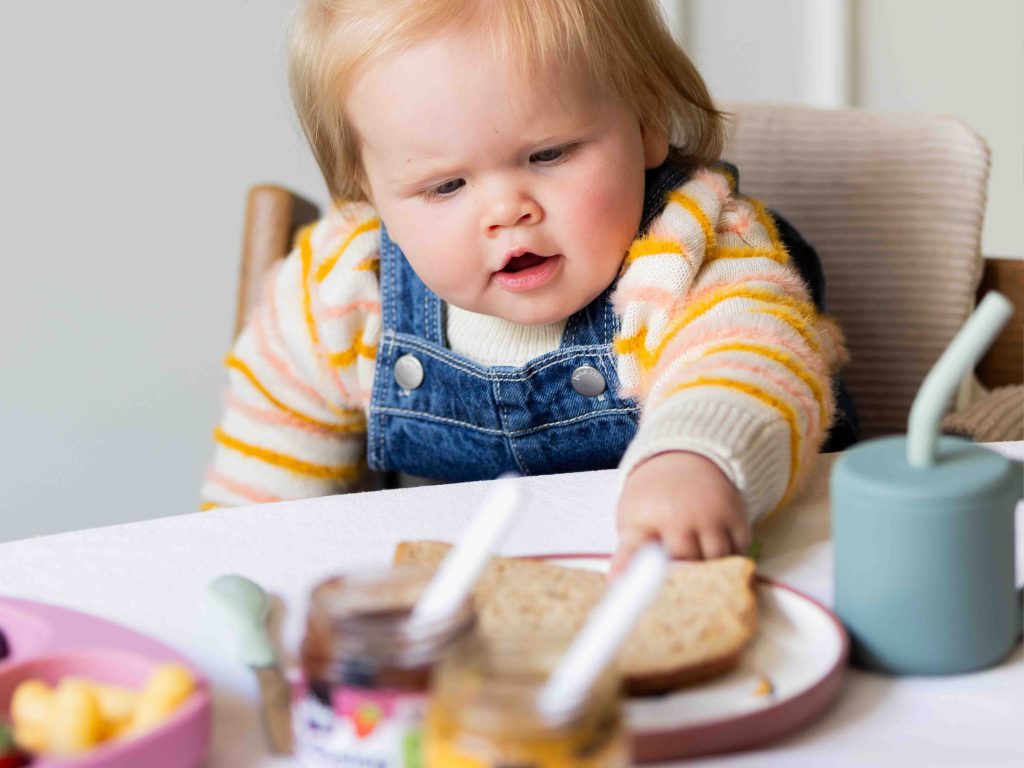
[323,299,382,320]
[255,297,329,410]
[688,272,810,307]
[611,285,683,317]
[225,391,342,437]
[307,274,354,405]
[650,355,827,472]
[643,322,827,400]
[717,207,754,236]
[653,353,822,437]
[693,168,732,202]
[206,470,283,505]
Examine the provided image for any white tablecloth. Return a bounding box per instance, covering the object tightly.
[1,444,1021,767]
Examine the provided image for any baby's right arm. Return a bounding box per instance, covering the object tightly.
[200,206,383,509]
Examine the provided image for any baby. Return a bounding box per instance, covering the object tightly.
[202,0,855,572]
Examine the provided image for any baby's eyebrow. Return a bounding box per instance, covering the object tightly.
[391,162,465,192]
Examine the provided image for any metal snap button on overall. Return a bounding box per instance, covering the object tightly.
[394,354,424,390]
[570,365,606,397]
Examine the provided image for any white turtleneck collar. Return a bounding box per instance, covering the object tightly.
[445,303,565,367]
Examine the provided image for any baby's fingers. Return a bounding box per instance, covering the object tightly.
[609,528,651,579]
[698,527,735,560]
[729,522,753,555]
[661,527,702,562]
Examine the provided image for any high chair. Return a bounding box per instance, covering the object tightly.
[234,104,1022,441]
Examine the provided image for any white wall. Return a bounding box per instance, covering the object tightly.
[1,1,1021,542]
[0,1,324,542]
[671,0,1023,258]
[855,0,1023,259]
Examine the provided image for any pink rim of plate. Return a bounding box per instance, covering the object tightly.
[522,553,850,764]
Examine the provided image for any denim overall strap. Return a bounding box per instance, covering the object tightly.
[379,222,445,344]
[367,224,639,480]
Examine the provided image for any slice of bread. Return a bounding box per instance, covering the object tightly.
[393,540,758,695]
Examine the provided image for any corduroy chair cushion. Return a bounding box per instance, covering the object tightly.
[718,103,990,438]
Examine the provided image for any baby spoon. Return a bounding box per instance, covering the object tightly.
[207,574,293,754]
[537,542,669,721]
[410,474,523,628]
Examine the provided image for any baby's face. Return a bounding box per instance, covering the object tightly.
[347,29,666,326]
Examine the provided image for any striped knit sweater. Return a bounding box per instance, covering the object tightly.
[201,166,846,520]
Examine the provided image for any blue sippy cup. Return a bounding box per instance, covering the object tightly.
[831,292,1023,675]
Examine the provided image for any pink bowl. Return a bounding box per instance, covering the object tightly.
[0,597,210,768]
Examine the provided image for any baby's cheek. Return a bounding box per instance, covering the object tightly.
[569,181,643,260]
[392,215,469,295]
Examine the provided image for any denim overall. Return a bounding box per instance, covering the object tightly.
[367,160,858,481]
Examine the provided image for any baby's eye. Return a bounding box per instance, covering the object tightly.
[423,178,465,200]
[530,144,575,164]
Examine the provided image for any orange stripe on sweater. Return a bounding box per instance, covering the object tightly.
[645,321,827,401]
[649,286,817,370]
[254,295,328,409]
[668,191,717,251]
[328,329,378,367]
[688,270,809,308]
[225,391,363,436]
[213,427,361,481]
[686,342,825,430]
[623,236,684,266]
[299,226,359,407]
[615,286,817,375]
[653,355,820,460]
[749,307,821,355]
[262,258,358,415]
[613,328,656,369]
[314,218,380,282]
[299,225,322,351]
[206,470,284,505]
[667,376,800,505]
[224,355,347,433]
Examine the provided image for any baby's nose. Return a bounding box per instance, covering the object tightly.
[484,192,543,234]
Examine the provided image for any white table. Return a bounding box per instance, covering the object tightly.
[1,444,1021,767]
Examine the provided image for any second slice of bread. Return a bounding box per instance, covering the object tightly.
[393,540,758,694]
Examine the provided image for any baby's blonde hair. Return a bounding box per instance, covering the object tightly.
[289,0,725,203]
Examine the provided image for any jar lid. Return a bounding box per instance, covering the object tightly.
[303,565,475,671]
[433,634,621,734]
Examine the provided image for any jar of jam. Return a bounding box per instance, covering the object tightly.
[424,636,630,767]
[294,566,475,767]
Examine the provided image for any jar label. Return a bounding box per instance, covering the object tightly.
[293,683,425,768]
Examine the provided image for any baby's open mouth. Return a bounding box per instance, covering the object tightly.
[500,252,549,273]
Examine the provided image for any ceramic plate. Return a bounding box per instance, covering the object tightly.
[540,555,848,763]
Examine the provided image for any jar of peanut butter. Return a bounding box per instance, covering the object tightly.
[294,566,475,768]
[424,636,629,767]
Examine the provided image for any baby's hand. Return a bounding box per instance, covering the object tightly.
[610,451,751,577]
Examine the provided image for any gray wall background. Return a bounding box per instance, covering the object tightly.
[1,1,1021,543]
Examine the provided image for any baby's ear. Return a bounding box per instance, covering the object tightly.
[641,122,670,169]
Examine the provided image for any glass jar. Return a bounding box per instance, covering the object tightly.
[424,636,630,768]
[293,566,475,768]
